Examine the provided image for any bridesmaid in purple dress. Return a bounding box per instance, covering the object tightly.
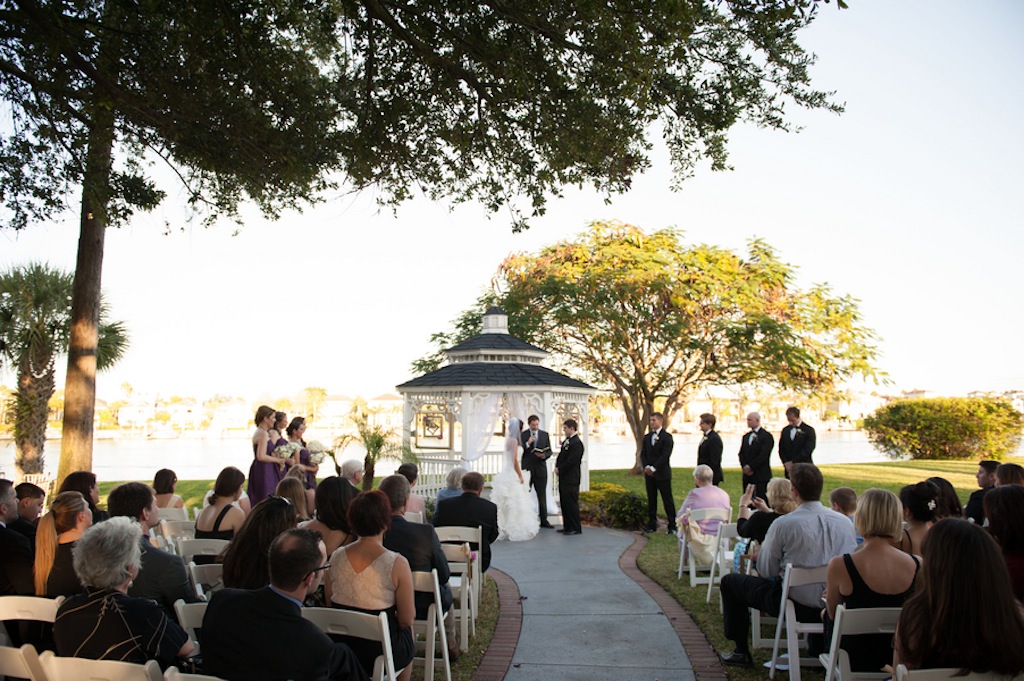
[287,416,319,489]
[247,406,286,505]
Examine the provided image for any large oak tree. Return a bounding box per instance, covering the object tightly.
[1,0,843,484]
[415,221,883,467]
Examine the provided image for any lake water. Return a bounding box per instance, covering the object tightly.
[0,430,906,481]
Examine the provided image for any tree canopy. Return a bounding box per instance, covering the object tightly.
[864,397,1024,461]
[1,0,845,477]
[416,221,883,465]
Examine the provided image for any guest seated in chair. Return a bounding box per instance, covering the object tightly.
[202,528,369,681]
[894,518,1024,675]
[326,490,415,681]
[676,464,731,564]
[221,495,298,589]
[718,463,857,667]
[53,516,193,670]
[432,472,499,572]
[823,489,919,673]
[984,484,1024,601]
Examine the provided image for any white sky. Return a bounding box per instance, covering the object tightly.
[1,0,1022,404]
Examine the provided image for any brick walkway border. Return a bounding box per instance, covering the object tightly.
[619,533,728,681]
[472,568,522,681]
[472,533,727,681]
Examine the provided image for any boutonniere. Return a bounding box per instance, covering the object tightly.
[794,428,804,435]
[700,436,708,444]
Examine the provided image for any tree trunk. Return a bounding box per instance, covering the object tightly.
[362,455,375,491]
[14,355,55,477]
[58,90,116,489]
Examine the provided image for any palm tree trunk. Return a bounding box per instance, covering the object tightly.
[362,455,375,491]
[14,355,54,476]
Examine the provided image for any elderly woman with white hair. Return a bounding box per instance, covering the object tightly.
[676,464,732,564]
[53,516,193,669]
[437,466,466,505]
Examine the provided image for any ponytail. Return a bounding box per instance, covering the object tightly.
[33,512,58,596]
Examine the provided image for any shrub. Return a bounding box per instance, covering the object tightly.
[580,482,646,529]
[864,397,1023,461]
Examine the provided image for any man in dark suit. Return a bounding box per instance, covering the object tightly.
[107,482,199,619]
[641,412,677,534]
[379,475,453,616]
[738,412,774,501]
[0,479,34,597]
[521,414,554,528]
[432,472,500,571]
[697,413,724,486]
[10,482,45,543]
[556,418,585,535]
[202,529,368,681]
[778,406,816,478]
[964,460,999,524]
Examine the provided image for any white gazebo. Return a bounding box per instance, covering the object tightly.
[396,307,596,495]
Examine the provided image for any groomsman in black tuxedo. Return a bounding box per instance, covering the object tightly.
[697,413,724,486]
[779,406,816,478]
[738,412,774,501]
[641,412,676,534]
[521,414,554,529]
[556,419,584,535]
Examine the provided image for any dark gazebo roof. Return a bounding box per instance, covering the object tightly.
[397,363,593,389]
[399,306,595,391]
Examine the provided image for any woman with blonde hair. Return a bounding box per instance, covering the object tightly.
[737,477,796,546]
[34,491,92,597]
[824,488,919,672]
[275,476,311,521]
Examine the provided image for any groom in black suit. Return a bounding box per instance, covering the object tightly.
[641,412,676,534]
[556,419,584,535]
[779,406,816,478]
[521,414,554,528]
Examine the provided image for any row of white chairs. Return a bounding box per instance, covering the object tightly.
[433,525,483,653]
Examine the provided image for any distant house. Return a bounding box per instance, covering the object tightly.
[318,394,355,430]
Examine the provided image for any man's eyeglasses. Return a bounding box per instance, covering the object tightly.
[308,563,331,576]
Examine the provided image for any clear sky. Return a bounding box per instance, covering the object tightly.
[2,0,1022,404]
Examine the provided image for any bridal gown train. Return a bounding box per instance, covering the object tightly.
[490,435,540,541]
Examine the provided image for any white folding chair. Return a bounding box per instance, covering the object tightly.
[173,598,208,660]
[434,526,482,623]
[164,667,226,680]
[896,665,1024,681]
[741,550,777,649]
[769,563,829,681]
[301,608,403,681]
[159,519,196,554]
[39,651,162,681]
[187,561,224,601]
[411,569,451,681]
[819,604,901,681]
[676,507,731,586]
[0,595,61,624]
[0,643,48,681]
[439,543,473,652]
[706,522,740,604]
[403,511,424,523]
[176,538,228,565]
[158,507,189,521]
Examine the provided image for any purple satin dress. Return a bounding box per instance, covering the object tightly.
[247,437,285,506]
[298,446,318,489]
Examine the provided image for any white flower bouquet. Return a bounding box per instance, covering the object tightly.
[273,442,301,460]
[306,440,330,465]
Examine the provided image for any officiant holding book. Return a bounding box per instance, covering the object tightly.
[521,414,554,529]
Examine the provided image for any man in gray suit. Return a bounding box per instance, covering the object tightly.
[107,482,199,620]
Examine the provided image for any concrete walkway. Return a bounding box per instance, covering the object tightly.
[472,526,723,681]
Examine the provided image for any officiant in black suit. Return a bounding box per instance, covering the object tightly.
[779,406,816,478]
[556,419,584,535]
[641,412,677,534]
[521,414,554,529]
[697,413,724,486]
[739,412,774,500]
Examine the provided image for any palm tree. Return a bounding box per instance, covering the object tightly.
[0,263,128,477]
[331,408,413,491]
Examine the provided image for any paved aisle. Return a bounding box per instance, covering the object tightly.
[489,527,696,681]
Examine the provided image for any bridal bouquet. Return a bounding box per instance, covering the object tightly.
[306,440,330,465]
[273,442,301,460]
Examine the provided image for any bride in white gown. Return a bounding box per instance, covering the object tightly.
[490,417,540,541]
